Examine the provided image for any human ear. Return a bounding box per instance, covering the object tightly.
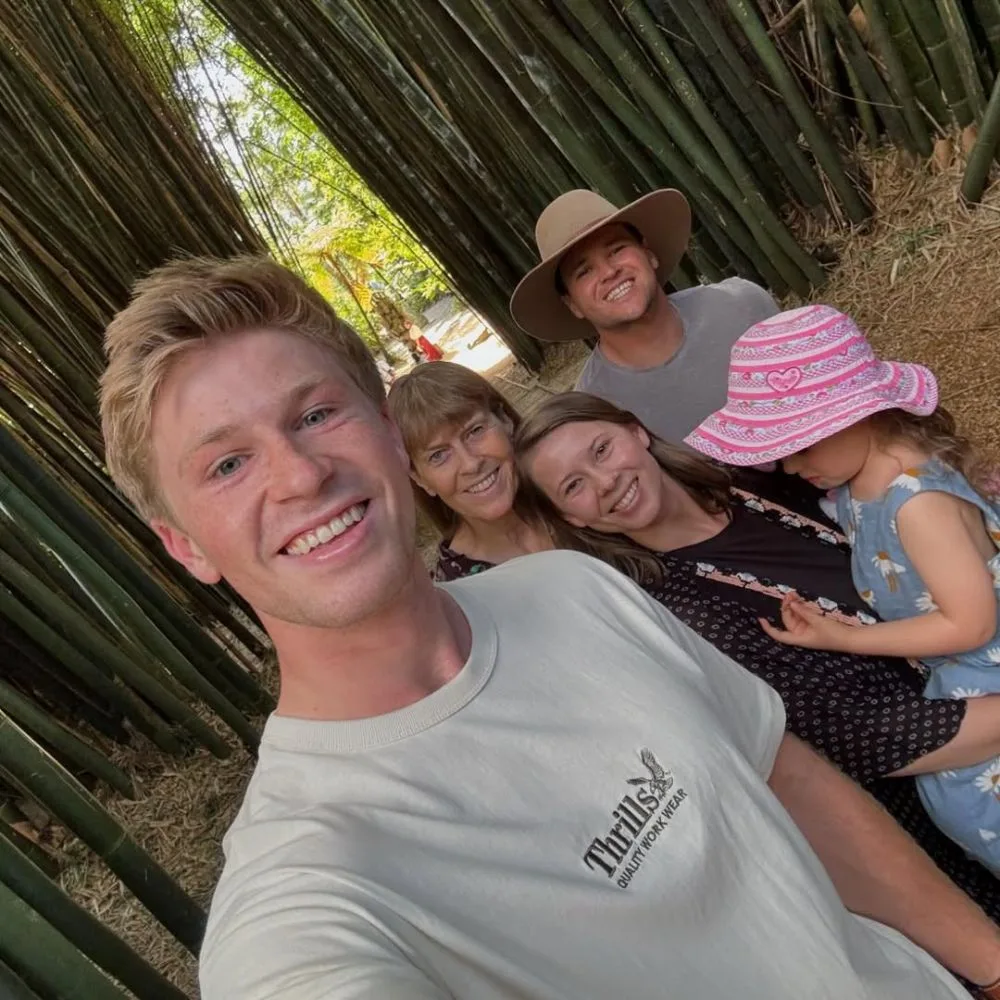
[628,423,651,449]
[412,474,437,498]
[561,293,586,320]
[151,519,222,584]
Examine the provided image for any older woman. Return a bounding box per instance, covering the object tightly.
[386,362,551,580]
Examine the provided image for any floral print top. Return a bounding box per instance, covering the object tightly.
[833,458,1000,701]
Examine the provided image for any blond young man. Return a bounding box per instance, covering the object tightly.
[101,257,1000,1000]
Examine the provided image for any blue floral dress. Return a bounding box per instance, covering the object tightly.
[833,459,1000,873]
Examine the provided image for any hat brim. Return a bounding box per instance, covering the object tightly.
[509,189,692,343]
[685,361,939,467]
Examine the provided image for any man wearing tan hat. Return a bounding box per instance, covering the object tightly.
[510,189,779,443]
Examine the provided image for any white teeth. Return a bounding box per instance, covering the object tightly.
[605,280,633,302]
[611,479,638,513]
[467,470,499,495]
[283,503,367,555]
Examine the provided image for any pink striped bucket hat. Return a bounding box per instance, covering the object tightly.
[684,305,938,466]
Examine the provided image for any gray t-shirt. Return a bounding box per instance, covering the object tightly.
[200,552,965,1000]
[575,277,779,443]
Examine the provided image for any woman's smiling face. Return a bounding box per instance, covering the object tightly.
[411,409,518,524]
[523,419,665,534]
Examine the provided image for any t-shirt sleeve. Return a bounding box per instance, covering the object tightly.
[200,871,451,1000]
[629,582,786,777]
[733,277,780,321]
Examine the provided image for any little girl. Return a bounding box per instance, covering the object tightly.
[686,303,1000,873]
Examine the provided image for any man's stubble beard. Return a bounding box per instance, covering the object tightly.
[600,281,659,333]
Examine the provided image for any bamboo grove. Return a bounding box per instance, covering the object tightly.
[200,0,1000,371]
[0,0,280,995]
[2,0,1000,997]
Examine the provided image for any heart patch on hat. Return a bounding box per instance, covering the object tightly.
[766,367,802,393]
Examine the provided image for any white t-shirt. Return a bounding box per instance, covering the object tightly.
[200,552,964,999]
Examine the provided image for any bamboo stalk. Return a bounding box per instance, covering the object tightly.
[613,0,826,289]
[0,473,257,752]
[961,70,1000,201]
[843,41,883,145]
[806,0,851,144]
[0,959,44,1000]
[641,6,789,210]
[935,0,988,118]
[0,835,187,1000]
[0,677,134,798]
[879,0,949,126]
[0,579,187,755]
[905,0,975,125]
[0,880,130,1000]
[0,550,230,757]
[673,0,828,208]
[860,0,934,153]
[0,427,271,715]
[822,0,916,151]
[0,713,206,953]
[971,0,1000,67]
[721,0,870,223]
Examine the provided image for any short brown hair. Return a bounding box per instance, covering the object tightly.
[100,255,383,522]
[387,362,521,536]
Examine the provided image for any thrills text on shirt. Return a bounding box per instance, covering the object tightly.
[582,748,689,888]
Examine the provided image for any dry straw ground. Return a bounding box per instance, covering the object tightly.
[60,146,1000,997]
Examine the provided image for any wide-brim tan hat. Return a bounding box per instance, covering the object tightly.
[509,188,691,343]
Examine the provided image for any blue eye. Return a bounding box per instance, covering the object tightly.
[213,455,245,479]
[427,449,449,466]
[301,407,332,428]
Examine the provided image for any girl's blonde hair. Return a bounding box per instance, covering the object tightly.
[869,406,986,489]
[387,362,522,537]
[513,392,731,583]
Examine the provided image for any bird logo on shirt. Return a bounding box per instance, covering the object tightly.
[627,748,673,799]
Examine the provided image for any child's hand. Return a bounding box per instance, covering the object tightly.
[759,594,856,652]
